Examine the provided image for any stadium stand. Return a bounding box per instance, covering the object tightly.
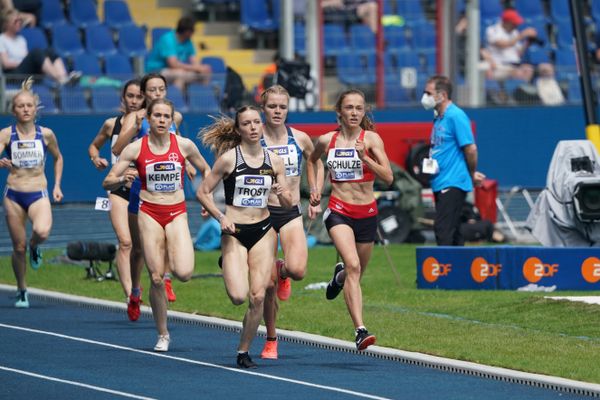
[103,0,136,30]
[85,25,118,59]
[69,0,101,29]
[40,0,68,30]
[20,27,49,51]
[51,24,85,59]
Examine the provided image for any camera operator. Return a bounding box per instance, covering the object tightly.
[482,8,537,82]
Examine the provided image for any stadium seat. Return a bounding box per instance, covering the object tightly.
[104,53,133,79]
[90,86,121,112]
[103,0,136,30]
[591,0,600,23]
[384,26,411,53]
[549,0,571,24]
[336,52,374,85]
[51,24,85,58]
[240,0,278,32]
[324,24,349,57]
[480,0,503,26]
[349,25,375,55]
[187,84,221,113]
[397,0,426,26]
[85,25,118,58]
[522,20,550,48]
[524,45,550,65]
[567,76,581,104]
[34,85,58,114]
[554,48,577,74]
[411,21,436,52]
[117,25,148,58]
[40,0,67,30]
[72,53,102,76]
[166,85,189,113]
[152,27,171,46]
[21,27,49,51]
[59,86,91,113]
[555,19,574,49]
[69,0,101,29]
[201,56,227,94]
[294,23,306,57]
[514,0,546,24]
[385,83,413,107]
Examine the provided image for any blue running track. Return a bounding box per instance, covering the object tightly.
[0,286,597,400]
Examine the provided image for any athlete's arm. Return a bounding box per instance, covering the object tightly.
[271,154,293,209]
[112,110,143,156]
[44,128,64,202]
[88,117,114,170]
[360,131,393,186]
[103,142,140,191]
[307,133,329,206]
[0,128,11,168]
[197,150,235,233]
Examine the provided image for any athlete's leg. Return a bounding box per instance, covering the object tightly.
[3,196,27,290]
[109,194,133,297]
[164,214,194,282]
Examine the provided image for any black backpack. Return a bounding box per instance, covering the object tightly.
[221,66,246,111]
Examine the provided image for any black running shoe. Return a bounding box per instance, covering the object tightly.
[237,352,257,369]
[326,262,345,300]
[355,328,376,351]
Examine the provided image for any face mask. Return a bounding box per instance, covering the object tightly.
[421,93,437,110]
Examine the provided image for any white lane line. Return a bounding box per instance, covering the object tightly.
[0,365,157,400]
[0,323,392,400]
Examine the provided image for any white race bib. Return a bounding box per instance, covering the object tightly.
[268,144,300,177]
[326,147,363,181]
[11,139,44,169]
[145,161,182,192]
[232,174,272,208]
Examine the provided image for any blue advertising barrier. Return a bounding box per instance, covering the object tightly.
[416,246,600,290]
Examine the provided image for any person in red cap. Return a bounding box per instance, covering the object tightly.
[482,8,539,81]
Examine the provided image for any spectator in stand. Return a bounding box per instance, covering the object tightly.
[145,15,212,93]
[0,0,40,27]
[322,0,378,33]
[481,9,538,82]
[0,9,79,85]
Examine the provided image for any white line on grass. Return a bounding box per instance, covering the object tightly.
[0,323,393,400]
[0,365,157,400]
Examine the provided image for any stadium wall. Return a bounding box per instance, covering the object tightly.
[0,105,587,201]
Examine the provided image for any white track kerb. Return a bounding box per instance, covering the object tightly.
[4,284,600,398]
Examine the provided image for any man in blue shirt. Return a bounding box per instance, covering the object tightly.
[145,16,211,92]
[421,75,485,245]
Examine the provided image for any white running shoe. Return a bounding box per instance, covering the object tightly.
[154,334,170,352]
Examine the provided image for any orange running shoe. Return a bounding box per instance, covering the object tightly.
[260,340,278,359]
[276,259,291,301]
[164,278,176,302]
[127,293,142,321]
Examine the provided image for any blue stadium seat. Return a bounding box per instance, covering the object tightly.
[336,52,374,85]
[51,24,85,58]
[40,0,67,30]
[117,25,148,58]
[395,49,421,69]
[166,85,189,113]
[85,25,118,58]
[385,83,413,107]
[103,0,136,30]
[522,20,549,47]
[567,76,581,104]
[480,0,503,25]
[549,0,571,24]
[34,85,58,114]
[104,53,133,79]
[90,86,121,112]
[21,27,49,51]
[294,23,306,57]
[411,21,436,52]
[152,27,171,46]
[514,0,546,24]
[240,0,278,32]
[349,25,375,55]
[591,0,600,23]
[59,86,91,113]
[555,48,577,74]
[555,19,574,48]
[524,45,550,65]
[201,56,227,94]
[72,53,102,76]
[384,26,410,52]
[383,0,394,15]
[187,84,221,113]
[324,24,349,57]
[397,0,426,26]
[69,0,101,29]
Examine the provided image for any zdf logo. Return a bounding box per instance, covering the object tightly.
[422,257,451,283]
[581,257,600,283]
[470,257,501,283]
[523,257,558,283]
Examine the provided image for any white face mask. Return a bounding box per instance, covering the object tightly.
[421,93,438,110]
